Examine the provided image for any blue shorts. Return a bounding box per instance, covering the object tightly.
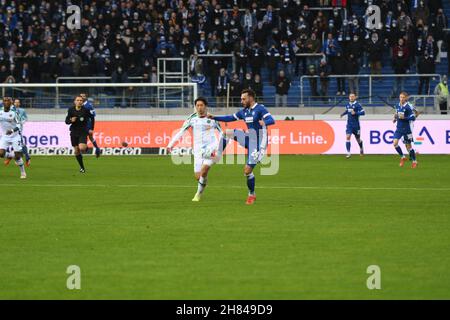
[233,129,264,168]
[346,126,361,136]
[393,129,414,144]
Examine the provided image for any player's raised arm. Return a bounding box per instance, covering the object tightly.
[209,110,243,122]
[167,116,193,149]
[259,106,275,126]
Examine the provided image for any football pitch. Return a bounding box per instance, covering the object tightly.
[1,155,449,299]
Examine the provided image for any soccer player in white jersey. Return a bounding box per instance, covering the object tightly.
[0,97,27,179]
[167,97,225,202]
[4,98,31,167]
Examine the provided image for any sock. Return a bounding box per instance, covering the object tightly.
[91,139,99,149]
[358,140,364,150]
[6,150,14,158]
[409,148,416,162]
[220,137,229,152]
[346,141,351,153]
[76,154,85,170]
[22,145,30,161]
[15,158,26,175]
[246,172,255,195]
[197,176,207,194]
[395,146,404,157]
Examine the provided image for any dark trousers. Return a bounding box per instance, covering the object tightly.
[337,78,346,93]
[440,101,448,115]
[418,77,430,95]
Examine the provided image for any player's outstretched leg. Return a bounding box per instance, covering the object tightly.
[356,135,364,156]
[90,134,102,158]
[14,152,26,179]
[193,165,210,202]
[393,139,406,167]
[22,145,31,166]
[4,146,13,166]
[406,144,418,169]
[244,165,256,205]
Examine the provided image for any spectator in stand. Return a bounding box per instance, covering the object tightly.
[234,40,249,76]
[346,34,363,66]
[229,72,242,108]
[279,39,295,79]
[305,32,322,74]
[307,63,319,97]
[417,51,435,95]
[432,8,447,63]
[242,72,253,91]
[332,51,346,96]
[346,53,360,96]
[319,59,330,101]
[275,70,291,107]
[266,43,280,85]
[249,42,264,77]
[111,65,129,107]
[253,74,264,102]
[392,38,410,97]
[323,32,340,70]
[216,67,229,108]
[366,32,383,77]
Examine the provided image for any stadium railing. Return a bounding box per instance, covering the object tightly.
[0,82,198,109]
[55,76,144,108]
[300,74,443,105]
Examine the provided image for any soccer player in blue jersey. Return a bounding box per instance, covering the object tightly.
[340,93,365,158]
[393,92,418,168]
[207,89,275,205]
[80,93,101,158]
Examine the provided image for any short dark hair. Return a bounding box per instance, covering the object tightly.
[194,97,208,106]
[241,89,256,98]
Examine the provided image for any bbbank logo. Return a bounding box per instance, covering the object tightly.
[414,127,434,145]
[370,127,434,145]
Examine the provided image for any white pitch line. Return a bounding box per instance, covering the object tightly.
[1,183,450,191]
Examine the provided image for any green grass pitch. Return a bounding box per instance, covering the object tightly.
[1,155,449,299]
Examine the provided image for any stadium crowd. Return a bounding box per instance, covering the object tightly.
[0,0,448,100]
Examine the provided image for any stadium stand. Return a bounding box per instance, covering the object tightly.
[0,0,448,109]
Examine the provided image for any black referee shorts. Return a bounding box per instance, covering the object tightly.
[71,134,88,147]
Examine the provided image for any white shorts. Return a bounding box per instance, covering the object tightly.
[194,156,215,173]
[0,135,22,152]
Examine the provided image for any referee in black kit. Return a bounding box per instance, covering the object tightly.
[65,95,91,173]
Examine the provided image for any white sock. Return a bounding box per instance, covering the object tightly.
[15,158,26,174]
[6,151,14,158]
[197,176,207,194]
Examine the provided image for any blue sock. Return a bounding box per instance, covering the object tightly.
[346,141,351,152]
[91,139,99,149]
[246,173,255,195]
[220,137,229,152]
[22,145,30,161]
[395,146,404,157]
[409,148,416,161]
